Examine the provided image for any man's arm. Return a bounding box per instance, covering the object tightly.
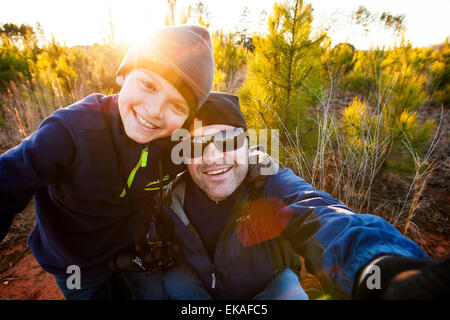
[264,168,428,298]
[0,117,76,241]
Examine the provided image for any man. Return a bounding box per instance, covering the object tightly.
[161,92,448,300]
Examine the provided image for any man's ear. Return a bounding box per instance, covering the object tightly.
[116,74,125,86]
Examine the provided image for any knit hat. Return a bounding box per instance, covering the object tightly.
[192,92,247,130]
[116,25,214,112]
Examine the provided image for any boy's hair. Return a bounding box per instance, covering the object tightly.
[116,25,214,113]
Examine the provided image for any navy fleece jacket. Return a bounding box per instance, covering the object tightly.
[0,93,180,276]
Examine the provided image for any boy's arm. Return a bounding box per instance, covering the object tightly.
[0,118,76,241]
[265,168,428,297]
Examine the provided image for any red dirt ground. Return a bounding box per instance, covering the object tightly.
[0,204,64,300]
[0,249,64,300]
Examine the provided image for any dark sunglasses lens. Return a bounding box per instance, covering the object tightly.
[214,130,246,152]
[185,129,246,157]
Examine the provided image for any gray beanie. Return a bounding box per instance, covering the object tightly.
[116,25,214,112]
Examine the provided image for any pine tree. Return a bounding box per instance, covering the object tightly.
[239,0,326,137]
[212,31,247,92]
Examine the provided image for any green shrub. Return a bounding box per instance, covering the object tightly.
[322,42,355,93]
[0,35,31,89]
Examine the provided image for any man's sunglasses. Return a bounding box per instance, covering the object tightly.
[182,127,247,158]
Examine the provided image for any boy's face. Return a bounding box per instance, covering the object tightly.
[117,69,189,144]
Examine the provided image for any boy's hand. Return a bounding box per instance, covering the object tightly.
[247,145,279,188]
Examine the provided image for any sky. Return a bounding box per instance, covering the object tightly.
[1,0,449,49]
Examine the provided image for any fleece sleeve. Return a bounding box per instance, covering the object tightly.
[0,117,76,241]
[264,168,428,297]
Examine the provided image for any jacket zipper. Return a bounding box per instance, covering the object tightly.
[211,265,216,289]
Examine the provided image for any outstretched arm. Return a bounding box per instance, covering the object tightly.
[0,117,75,241]
[264,168,428,298]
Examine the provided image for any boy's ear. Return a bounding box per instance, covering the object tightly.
[116,74,125,86]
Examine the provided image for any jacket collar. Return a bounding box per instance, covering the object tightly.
[162,171,254,230]
[162,171,189,225]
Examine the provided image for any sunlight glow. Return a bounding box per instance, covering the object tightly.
[109,2,167,47]
[116,20,161,48]
[0,0,448,49]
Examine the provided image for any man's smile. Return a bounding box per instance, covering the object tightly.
[204,166,233,176]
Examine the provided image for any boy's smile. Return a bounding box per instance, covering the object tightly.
[135,112,158,129]
[117,69,189,144]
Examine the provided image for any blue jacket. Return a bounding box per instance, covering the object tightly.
[161,169,428,299]
[0,94,180,276]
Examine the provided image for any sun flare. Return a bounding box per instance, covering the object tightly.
[111,2,167,47]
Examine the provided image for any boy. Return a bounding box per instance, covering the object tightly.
[0,25,214,299]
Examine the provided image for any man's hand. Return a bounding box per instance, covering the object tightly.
[247,145,279,188]
[353,255,450,300]
[382,257,450,300]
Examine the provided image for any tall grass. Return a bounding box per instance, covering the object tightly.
[396,106,448,234]
[0,76,89,152]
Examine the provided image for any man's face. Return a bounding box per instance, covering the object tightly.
[117,69,189,144]
[186,124,249,202]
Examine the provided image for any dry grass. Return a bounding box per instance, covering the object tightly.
[0,77,88,152]
[395,108,448,234]
[244,55,448,230]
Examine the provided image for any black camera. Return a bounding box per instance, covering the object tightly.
[108,169,177,273]
[106,238,178,273]
[106,211,178,273]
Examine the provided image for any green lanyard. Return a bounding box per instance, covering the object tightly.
[120,146,149,198]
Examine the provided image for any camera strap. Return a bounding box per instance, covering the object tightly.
[158,156,164,215]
